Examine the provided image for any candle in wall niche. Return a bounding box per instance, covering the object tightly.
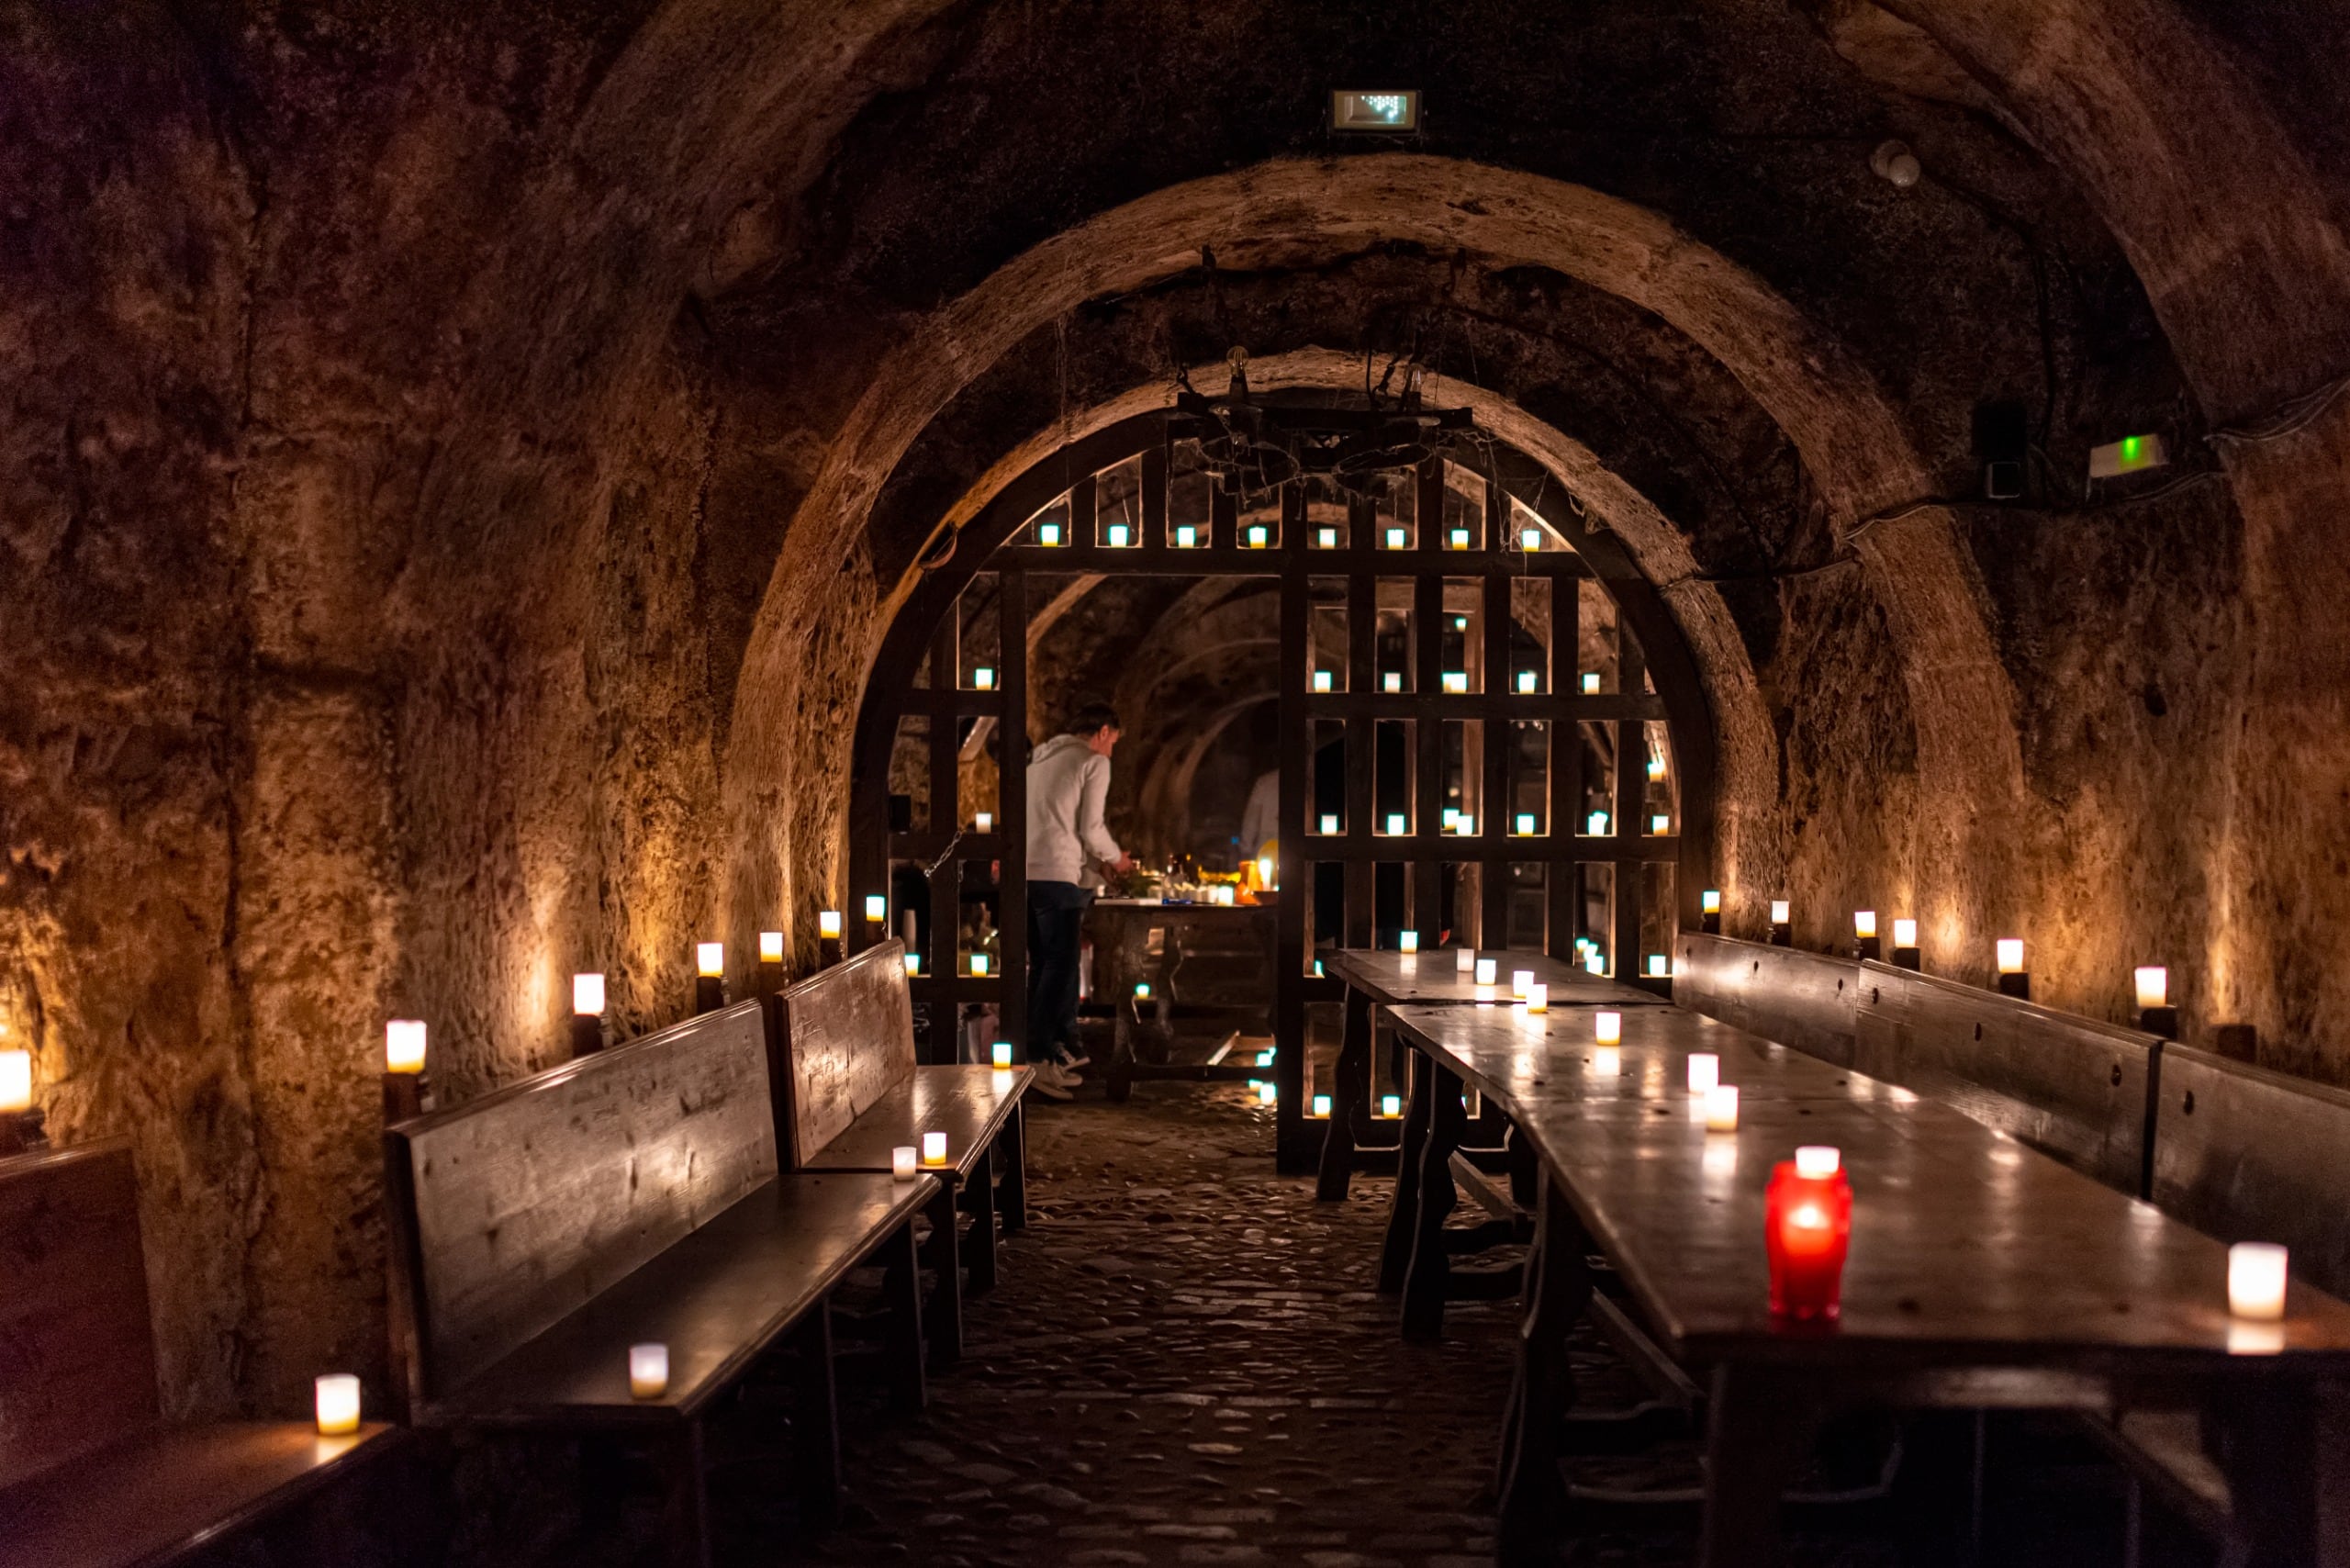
[1383,672,1402,693]
[970,953,990,977]
[1314,670,1334,693]
[1704,1084,1740,1131]
[1177,524,1198,548]
[892,1146,918,1181]
[385,1021,427,1076]
[629,1344,669,1400]
[1526,983,1548,1014]
[1248,524,1270,548]
[1476,958,1498,986]
[1996,939,2030,1000]
[1385,526,1407,550]
[1595,1011,1622,1046]
[1038,521,1063,546]
[1381,1093,1403,1118]
[1686,1052,1719,1094]
[818,910,844,941]
[1321,813,1340,834]
[314,1374,362,1436]
[1581,672,1600,694]
[1522,527,1543,552]
[1450,527,1471,550]
[904,953,921,977]
[1312,1093,1333,1118]
[1701,888,1722,935]
[1517,670,1537,694]
[865,895,888,924]
[973,666,995,690]
[1316,526,1337,549]
[1646,954,1670,978]
[922,1131,948,1167]
[1455,814,1475,836]
[1106,522,1130,548]
[2229,1242,2289,1321]
[1398,930,1419,955]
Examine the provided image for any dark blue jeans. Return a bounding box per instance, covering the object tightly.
[1026,880,1092,1064]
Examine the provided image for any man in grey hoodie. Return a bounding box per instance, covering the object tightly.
[1024,701,1132,1094]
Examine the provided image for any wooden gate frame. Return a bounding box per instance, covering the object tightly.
[847,408,1717,1172]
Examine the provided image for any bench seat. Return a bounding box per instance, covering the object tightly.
[425,1172,934,1428]
[0,1421,395,1568]
[800,1066,1031,1183]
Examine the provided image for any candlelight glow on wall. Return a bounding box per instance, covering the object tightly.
[992,1041,1013,1068]
[1704,1084,1740,1131]
[922,1131,948,1166]
[385,1021,427,1075]
[313,1373,363,1436]
[2136,967,2169,1009]
[697,942,724,978]
[818,910,843,940]
[1398,930,1418,954]
[573,973,606,1016]
[1686,1052,1718,1093]
[892,1146,917,1180]
[1595,1011,1622,1046]
[1997,939,2025,974]
[760,931,785,962]
[629,1344,669,1400]
[973,666,995,690]
[2230,1242,2288,1320]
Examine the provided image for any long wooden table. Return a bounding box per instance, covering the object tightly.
[1315,948,1661,1202]
[1381,999,2350,1567]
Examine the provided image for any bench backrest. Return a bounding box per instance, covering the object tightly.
[768,941,917,1168]
[386,1000,778,1405]
[1852,961,2155,1196]
[1673,933,1859,1068]
[2151,1047,2350,1299]
[0,1142,158,1489]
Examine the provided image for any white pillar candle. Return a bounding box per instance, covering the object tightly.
[904,953,921,976]
[1592,1045,1620,1077]
[1704,1084,1740,1131]
[818,910,843,940]
[1511,969,1535,1000]
[1248,524,1269,547]
[1455,813,1475,835]
[2135,967,2169,1010]
[1770,900,1790,924]
[1854,911,1877,940]
[1516,670,1536,694]
[1595,1011,1622,1046]
[1380,1093,1402,1117]
[1893,918,1919,948]
[572,973,605,1016]
[697,942,723,979]
[1475,958,1498,985]
[1399,930,1419,955]
[385,1021,427,1076]
[629,1343,669,1400]
[891,1146,918,1181]
[971,953,990,976]
[1526,984,1548,1014]
[314,1373,361,1435]
[1701,890,1721,916]
[865,894,888,923]
[2229,1242,2289,1321]
[1646,954,1670,977]
[922,1131,948,1166]
[0,1049,29,1113]
[973,666,995,690]
[1135,981,1152,1000]
[1312,1093,1332,1117]
[975,812,993,832]
[1457,947,1477,972]
[1686,1052,1718,1093]
[1257,1081,1276,1104]
[759,931,785,962]
[991,1041,1013,1068]
[1796,1146,1841,1179]
[1997,938,2025,974]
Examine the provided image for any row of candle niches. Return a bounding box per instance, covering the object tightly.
[1300,726,1678,838]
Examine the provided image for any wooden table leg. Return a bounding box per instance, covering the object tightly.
[1496,1179,1596,1566]
[2208,1374,2350,1567]
[881,1218,926,1413]
[661,1417,711,1568]
[1315,984,1372,1202]
[1400,1060,1466,1341]
[789,1301,842,1530]
[1377,1048,1434,1296]
[1107,1011,1136,1103]
[923,1178,965,1372]
[997,1104,1028,1234]
[1699,1362,1821,1568]
[962,1150,1000,1296]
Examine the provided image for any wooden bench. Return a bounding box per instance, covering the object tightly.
[769,940,1032,1372]
[1852,958,2157,1196]
[0,1142,400,1568]
[385,999,933,1568]
[1673,932,1860,1069]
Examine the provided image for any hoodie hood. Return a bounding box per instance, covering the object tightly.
[1032,733,1090,765]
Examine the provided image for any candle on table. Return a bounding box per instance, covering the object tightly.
[1704,1084,1740,1131]
[314,1373,362,1435]
[891,1146,918,1181]
[1765,1153,1852,1321]
[1527,983,1548,1013]
[1457,947,1477,973]
[2230,1242,2289,1321]
[385,1020,427,1076]
[1475,958,1498,986]
[1399,930,1418,955]
[922,1131,948,1166]
[991,1041,1013,1069]
[1686,1052,1718,1093]
[1511,969,1534,1000]
[1595,1011,1622,1046]
[629,1343,669,1400]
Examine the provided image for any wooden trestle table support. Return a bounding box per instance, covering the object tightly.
[1315,948,1662,1204]
[1378,1000,2350,1568]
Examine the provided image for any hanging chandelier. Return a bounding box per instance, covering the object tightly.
[1174,347,1478,498]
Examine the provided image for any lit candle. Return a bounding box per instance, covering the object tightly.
[975,812,993,832]
[1650,814,1670,834]
[1316,526,1337,548]
[1384,526,1406,550]
[971,953,990,977]
[1764,1157,1852,1320]
[1449,527,1470,549]
[1593,1045,1621,1076]
[1320,813,1339,834]
[1894,918,1919,947]
[865,894,887,924]
[1380,1093,1402,1118]
[973,667,995,690]
[1039,521,1062,546]
[1584,952,1606,976]
[1107,522,1130,547]
[1521,527,1542,551]
[1313,670,1333,693]
[1686,1052,1718,1093]
[1255,1049,1274,1066]
[1796,1145,1841,1179]
[1702,890,1721,914]
[1312,1093,1332,1117]
[2135,967,2169,1009]
[1520,812,1540,835]
[1647,755,1666,779]
[1248,524,1269,547]
[629,1343,669,1400]
[1257,1081,1276,1104]
[1257,856,1274,886]
[2230,1243,2288,1320]
[818,910,843,940]
[1646,954,1669,977]
[759,931,785,963]
[1997,939,2025,974]
[1177,524,1197,547]
[1476,958,1498,985]
[1457,947,1477,973]
[1385,813,1406,836]
[1854,911,1877,940]
[1399,930,1419,955]
[1455,813,1475,835]
[1382,672,1402,692]
[697,942,723,979]
[1595,1011,1622,1046]
[904,953,921,976]
[314,1373,362,1435]
[0,1049,28,1115]
[573,973,606,1016]
[1505,969,1529,1000]
[1770,900,1791,925]
[1441,671,1468,694]
[1581,672,1599,693]
[1135,981,1152,1000]
[1526,983,1548,1013]
[385,1021,427,1076]
[1583,812,1606,835]
[922,1131,948,1166]
[991,1041,1013,1068]
[891,1146,917,1181]
[1704,1084,1740,1131]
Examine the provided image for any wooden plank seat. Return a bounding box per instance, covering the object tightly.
[1381,1001,2350,1568]
[385,1000,932,1568]
[0,1142,399,1568]
[1673,932,1861,1070]
[771,940,1032,1372]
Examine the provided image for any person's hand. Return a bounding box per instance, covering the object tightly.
[1112,854,1135,875]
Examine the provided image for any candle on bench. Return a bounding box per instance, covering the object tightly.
[2229,1242,2288,1321]
[1769,900,1791,946]
[758,931,785,998]
[1687,1052,1718,1093]
[1704,1084,1740,1131]
[2135,966,2178,1038]
[1526,983,1547,1014]
[1891,918,1920,970]
[629,1343,669,1400]
[892,1146,918,1181]
[1853,909,1880,963]
[922,1131,948,1166]
[695,942,725,1014]
[1399,930,1418,955]
[1996,938,2029,1000]
[1766,1148,1851,1321]
[315,1373,362,1435]
[384,1020,427,1122]
[571,972,607,1057]
[1700,888,1721,935]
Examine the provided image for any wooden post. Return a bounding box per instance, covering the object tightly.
[383,1073,425,1125]
[1997,971,2031,1001]
[1854,935,1882,963]
[2140,1005,2179,1039]
[1892,943,1921,971]
[570,1014,604,1057]
[693,976,725,1014]
[0,1112,27,1158]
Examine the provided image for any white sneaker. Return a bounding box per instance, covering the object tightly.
[1029,1064,1073,1101]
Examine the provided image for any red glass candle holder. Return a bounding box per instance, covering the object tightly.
[1764,1160,1852,1321]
